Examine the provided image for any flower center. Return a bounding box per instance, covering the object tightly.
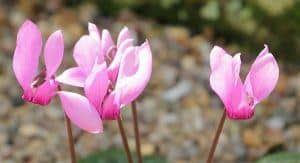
[246,94,254,106]
[31,67,47,88]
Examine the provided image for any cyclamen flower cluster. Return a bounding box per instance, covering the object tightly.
[13,20,279,133]
[13,20,152,133]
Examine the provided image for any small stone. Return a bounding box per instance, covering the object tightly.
[141,143,155,156]
[159,65,178,87]
[161,80,193,102]
[243,128,262,148]
[160,113,178,125]
[165,26,190,47]
[181,55,197,72]
[266,116,285,130]
[140,97,158,123]
[19,124,39,138]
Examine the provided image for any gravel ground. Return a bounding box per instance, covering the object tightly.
[0,1,300,163]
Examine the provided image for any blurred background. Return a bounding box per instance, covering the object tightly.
[0,0,300,162]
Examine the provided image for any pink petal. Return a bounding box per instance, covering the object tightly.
[88,22,101,43]
[56,67,86,87]
[101,29,115,57]
[209,46,242,109]
[73,35,100,74]
[58,91,103,133]
[31,79,58,105]
[244,45,279,102]
[101,92,121,120]
[44,30,64,78]
[107,39,134,82]
[232,53,241,86]
[88,23,104,63]
[210,46,228,71]
[84,64,109,109]
[13,20,42,91]
[117,26,131,47]
[115,41,152,105]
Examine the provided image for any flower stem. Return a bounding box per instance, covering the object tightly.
[64,114,77,163]
[206,109,226,163]
[117,119,133,163]
[132,101,143,163]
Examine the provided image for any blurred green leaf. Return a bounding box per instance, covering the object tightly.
[79,148,167,163]
[256,152,300,163]
[200,0,219,21]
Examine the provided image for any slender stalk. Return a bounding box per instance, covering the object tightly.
[64,114,77,163]
[131,101,143,163]
[117,119,133,163]
[206,109,226,163]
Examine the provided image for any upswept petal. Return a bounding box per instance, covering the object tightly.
[107,39,134,82]
[210,46,229,71]
[88,23,101,43]
[209,46,241,109]
[84,64,109,109]
[115,41,152,105]
[13,20,42,90]
[44,30,64,78]
[31,79,58,105]
[58,91,103,133]
[101,29,115,58]
[56,67,86,87]
[229,53,244,109]
[232,53,242,86]
[101,92,121,120]
[73,35,100,74]
[244,45,279,102]
[117,26,131,47]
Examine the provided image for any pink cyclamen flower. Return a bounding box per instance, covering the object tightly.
[13,20,64,105]
[57,23,152,133]
[209,45,279,120]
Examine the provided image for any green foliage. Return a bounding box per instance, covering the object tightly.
[256,152,300,163]
[79,148,167,163]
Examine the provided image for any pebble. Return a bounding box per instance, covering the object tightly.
[161,80,193,102]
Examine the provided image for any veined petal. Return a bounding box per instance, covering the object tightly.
[73,35,100,74]
[13,20,42,90]
[107,39,134,82]
[44,30,64,78]
[88,23,104,63]
[117,26,131,47]
[84,64,109,109]
[101,92,121,120]
[244,45,279,103]
[101,29,115,57]
[115,41,152,105]
[58,91,103,134]
[56,67,86,87]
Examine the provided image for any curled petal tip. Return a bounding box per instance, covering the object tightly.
[116,42,152,105]
[117,27,132,47]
